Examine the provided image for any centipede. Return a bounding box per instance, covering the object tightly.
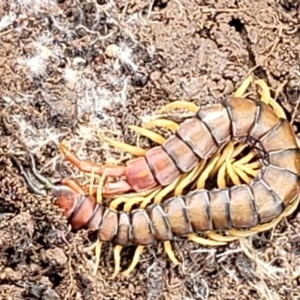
[9,76,300,279]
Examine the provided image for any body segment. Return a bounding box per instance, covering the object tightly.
[12,94,300,278]
[52,97,300,246]
[61,97,298,196]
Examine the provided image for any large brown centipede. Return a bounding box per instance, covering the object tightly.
[11,77,300,278]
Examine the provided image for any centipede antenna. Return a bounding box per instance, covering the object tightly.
[13,132,53,190]
[27,151,53,190]
[9,155,47,196]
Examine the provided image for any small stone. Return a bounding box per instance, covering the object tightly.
[105,44,120,58]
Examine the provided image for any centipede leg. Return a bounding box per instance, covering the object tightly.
[197,155,219,189]
[231,166,252,184]
[84,169,107,276]
[223,142,249,186]
[128,125,166,145]
[143,119,180,132]
[111,245,123,279]
[210,141,237,177]
[89,166,96,196]
[217,141,255,186]
[174,161,206,196]
[255,79,286,119]
[154,176,182,204]
[206,231,239,242]
[187,233,227,246]
[84,239,103,276]
[234,75,254,97]
[217,162,228,188]
[226,157,241,185]
[60,178,87,194]
[157,100,200,114]
[59,143,128,175]
[96,168,107,204]
[99,135,147,156]
[109,188,161,211]
[226,138,260,184]
[121,245,145,277]
[234,159,260,183]
[124,197,146,211]
[138,188,162,209]
[163,241,180,265]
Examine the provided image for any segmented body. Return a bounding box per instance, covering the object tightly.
[53,97,300,246]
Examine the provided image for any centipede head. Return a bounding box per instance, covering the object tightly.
[51,180,99,230]
[51,185,83,219]
[9,151,82,220]
[10,150,97,230]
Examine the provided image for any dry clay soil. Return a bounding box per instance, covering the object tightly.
[1,0,300,299]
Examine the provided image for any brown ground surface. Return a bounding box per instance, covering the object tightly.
[1,0,300,299]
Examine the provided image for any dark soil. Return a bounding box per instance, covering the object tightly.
[1,0,300,299]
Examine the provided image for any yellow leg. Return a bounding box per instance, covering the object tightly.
[227,228,257,238]
[111,245,123,279]
[255,79,286,119]
[255,79,271,105]
[174,161,206,196]
[154,176,182,204]
[84,239,103,276]
[123,196,145,212]
[128,125,166,145]
[234,75,254,97]
[109,188,161,210]
[187,233,227,246]
[99,135,147,156]
[216,142,249,184]
[231,143,248,158]
[206,231,239,242]
[143,119,180,132]
[237,163,260,177]
[110,196,130,210]
[218,143,241,186]
[197,155,219,189]
[89,167,96,196]
[218,141,259,186]
[112,188,159,199]
[210,142,235,177]
[84,168,108,276]
[157,101,199,114]
[225,145,241,185]
[232,165,251,184]
[282,195,300,217]
[233,151,257,166]
[163,241,180,265]
[228,218,281,238]
[94,240,102,275]
[234,76,286,119]
[96,169,107,204]
[226,160,241,185]
[217,162,227,188]
[122,188,161,211]
[139,188,162,209]
[121,245,145,277]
